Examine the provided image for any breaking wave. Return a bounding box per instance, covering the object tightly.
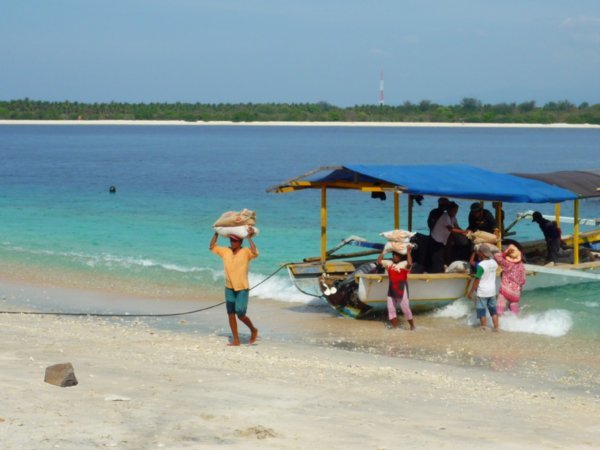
[498,310,574,337]
[249,273,316,303]
[432,299,574,337]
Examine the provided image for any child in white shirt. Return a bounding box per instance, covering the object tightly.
[468,244,499,331]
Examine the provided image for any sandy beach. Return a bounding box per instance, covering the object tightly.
[0,119,599,128]
[1,278,598,450]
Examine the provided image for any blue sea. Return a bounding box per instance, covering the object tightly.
[1,124,599,339]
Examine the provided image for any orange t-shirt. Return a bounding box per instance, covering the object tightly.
[211,246,258,291]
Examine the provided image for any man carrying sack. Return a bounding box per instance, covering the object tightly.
[209,228,259,346]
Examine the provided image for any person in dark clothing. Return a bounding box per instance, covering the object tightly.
[532,211,561,264]
[427,197,450,231]
[467,202,498,234]
[428,202,467,273]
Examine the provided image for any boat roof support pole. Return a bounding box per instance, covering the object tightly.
[496,201,503,250]
[408,196,413,231]
[321,185,327,263]
[574,199,580,265]
[394,191,400,229]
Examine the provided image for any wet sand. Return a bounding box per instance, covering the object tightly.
[1,278,599,449]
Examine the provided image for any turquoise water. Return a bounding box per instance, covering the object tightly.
[1,125,599,337]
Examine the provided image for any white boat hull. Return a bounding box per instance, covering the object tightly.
[356,273,471,312]
[286,262,472,317]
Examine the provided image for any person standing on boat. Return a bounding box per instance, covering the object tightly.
[467,202,498,235]
[209,229,259,346]
[427,197,450,231]
[468,244,499,331]
[428,202,468,273]
[532,211,561,265]
[494,244,526,315]
[377,246,416,330]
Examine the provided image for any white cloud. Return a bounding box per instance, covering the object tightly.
[561,16,600,46]
[561,16,600,28]
[370,48,392,58]
[401,35,420,45]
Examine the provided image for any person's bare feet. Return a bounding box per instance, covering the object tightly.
[249,328,258,345]
[227,340,241,346]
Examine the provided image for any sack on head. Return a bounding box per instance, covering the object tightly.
[383,241,408,255]
[214,225,260,239]
[379,229,415,242]
[213,209,256,227]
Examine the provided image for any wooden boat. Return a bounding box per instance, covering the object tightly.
[269,165,600,318]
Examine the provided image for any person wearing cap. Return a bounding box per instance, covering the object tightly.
[468,244,500,331]
[428,201,468,273]
[209,228,259,346]
[532,211,561,264]
[493,244,526,315]
[467,202,498,234]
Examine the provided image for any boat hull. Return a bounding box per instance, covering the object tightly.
[357,273,471,313]
[287,261,472,318]
[286,259,600,319]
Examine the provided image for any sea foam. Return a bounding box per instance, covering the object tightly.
[432,299,574,337]
[248,273,316,303]
[499,310,574,337]
[431,298,471,319]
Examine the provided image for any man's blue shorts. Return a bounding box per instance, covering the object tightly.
[225,288,249,317]
[476,295,497,319]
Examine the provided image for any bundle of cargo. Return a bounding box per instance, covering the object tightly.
[379,229,416,255]
[213,209,259,238]
[213,209,256,227]
[466,230,498,245]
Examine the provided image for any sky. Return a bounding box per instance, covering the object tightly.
[1,0,599,106]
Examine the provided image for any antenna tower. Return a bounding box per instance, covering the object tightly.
[379,70,385,106]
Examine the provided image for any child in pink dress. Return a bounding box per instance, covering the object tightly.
[494,244,527,315]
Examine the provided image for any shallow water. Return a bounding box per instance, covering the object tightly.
[1,124,599,341]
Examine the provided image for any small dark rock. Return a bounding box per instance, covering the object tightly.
[44,362,78,387]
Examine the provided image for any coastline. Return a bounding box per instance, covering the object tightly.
[1,119,599,128]
[1,279,599,449]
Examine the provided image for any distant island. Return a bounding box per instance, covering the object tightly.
[1,98,599,125]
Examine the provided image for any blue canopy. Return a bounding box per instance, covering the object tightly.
[313,164,577,203]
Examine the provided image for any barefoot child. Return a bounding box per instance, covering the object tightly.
[209,229,259,346]
[377,245,416,330]
[468,244,499,331]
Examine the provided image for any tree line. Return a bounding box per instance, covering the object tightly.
[0,98,598,124]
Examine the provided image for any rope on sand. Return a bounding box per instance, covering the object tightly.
[0,264,288,318]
